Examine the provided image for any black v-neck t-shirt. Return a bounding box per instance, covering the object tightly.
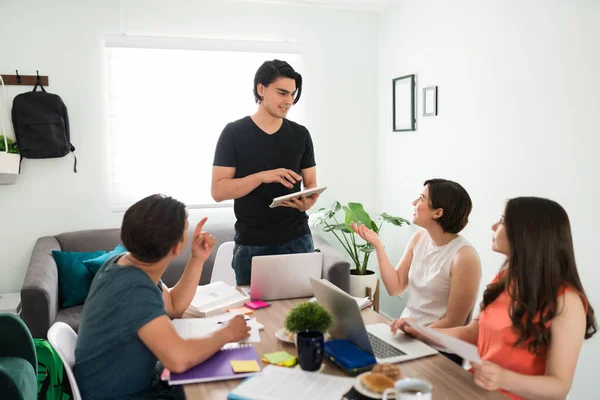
[213,116,316,245]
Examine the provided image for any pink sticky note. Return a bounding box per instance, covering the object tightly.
[244,300,271,310]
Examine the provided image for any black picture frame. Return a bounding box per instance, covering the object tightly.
[423,86,438,117]
[392,74,416,132]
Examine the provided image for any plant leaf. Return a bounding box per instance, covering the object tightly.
[381,212,411,227]
[343,202,372,231]
[323,223,350,233]
[0,135,19,154]
[370,220,379,233]
[348,203,372,225]
[358,243,375,254]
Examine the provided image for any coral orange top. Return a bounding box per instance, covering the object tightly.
[476,273,587,400]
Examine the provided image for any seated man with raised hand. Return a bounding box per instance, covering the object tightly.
[74,194,250,400]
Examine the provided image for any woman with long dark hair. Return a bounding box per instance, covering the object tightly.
[393,197,596,399]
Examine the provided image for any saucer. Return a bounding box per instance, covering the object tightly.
[354,372,395,399]
[275,328,295,344]
[275,328,331,344]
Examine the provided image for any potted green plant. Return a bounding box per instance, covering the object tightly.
[0,135,19,154]
[310,201,410,297]
[284,301,332,343]
[0,134,20,185]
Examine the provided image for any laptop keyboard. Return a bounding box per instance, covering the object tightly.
[368,332,406,359]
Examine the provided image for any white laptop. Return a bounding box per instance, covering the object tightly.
[310,278,438,364]
[250,252,323,301]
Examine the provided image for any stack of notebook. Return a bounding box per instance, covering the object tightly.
[186,281,250,317]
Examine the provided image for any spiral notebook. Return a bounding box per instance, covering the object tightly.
[169,346,262,385]
[171,313,262,343]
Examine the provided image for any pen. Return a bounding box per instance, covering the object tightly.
[218,317,250,324]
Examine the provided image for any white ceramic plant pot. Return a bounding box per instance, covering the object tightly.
[0,152,19,185]
[348,270,378,298]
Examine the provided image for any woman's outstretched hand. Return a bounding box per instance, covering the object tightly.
[350,221,383,249]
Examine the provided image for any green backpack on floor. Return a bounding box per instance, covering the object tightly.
[34,338,71,400]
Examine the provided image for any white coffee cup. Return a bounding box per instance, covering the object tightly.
[382,378,433,400]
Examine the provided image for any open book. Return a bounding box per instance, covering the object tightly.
[185,281,249,317]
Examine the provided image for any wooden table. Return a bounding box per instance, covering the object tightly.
[184,299,507,400]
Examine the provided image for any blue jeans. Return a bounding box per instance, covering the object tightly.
[140,362,186,399]
[232,234,314,286]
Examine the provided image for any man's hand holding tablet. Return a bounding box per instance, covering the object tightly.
[269,186,328,209]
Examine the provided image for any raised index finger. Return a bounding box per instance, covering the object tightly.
[195,217,208,236]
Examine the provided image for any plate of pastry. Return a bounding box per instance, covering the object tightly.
[354,363,403,399]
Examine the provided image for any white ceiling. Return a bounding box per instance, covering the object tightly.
[234,0,399,12]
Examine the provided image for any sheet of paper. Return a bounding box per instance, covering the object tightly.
[406,320,481,363]
[210,311,264,331]
[172,317,261,343]
[231,360,261,373]
[229,365,354,400]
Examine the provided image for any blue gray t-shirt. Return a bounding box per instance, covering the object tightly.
[74,255,167,400]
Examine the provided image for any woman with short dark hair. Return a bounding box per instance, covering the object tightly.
[352,179,481,364]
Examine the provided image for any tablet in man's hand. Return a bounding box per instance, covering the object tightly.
[269,186,328,208]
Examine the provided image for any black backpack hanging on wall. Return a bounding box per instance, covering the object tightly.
[11,82,77,172]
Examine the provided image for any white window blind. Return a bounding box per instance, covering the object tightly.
[105,36,305,210]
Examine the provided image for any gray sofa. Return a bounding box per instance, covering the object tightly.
[20,226,350,339]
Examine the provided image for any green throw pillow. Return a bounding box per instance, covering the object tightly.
[83,244,127,275]
[52,250,107,308]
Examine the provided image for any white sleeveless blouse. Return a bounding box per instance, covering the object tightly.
[400,231,473,326]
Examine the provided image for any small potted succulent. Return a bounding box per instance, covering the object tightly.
[284,301,332,344]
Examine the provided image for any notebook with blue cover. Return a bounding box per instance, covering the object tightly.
[324,339,377,376]
[169,346,262,385]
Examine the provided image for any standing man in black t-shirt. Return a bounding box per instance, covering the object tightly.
[211,59,319,286]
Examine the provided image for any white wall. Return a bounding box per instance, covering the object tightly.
[0,0,378,293]
[376,1,600,398]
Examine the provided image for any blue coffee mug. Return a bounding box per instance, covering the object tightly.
[297,330,324,371]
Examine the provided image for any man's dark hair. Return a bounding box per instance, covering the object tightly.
[424,178,472,234]
[253,59,302,105]
[121,194,188,263]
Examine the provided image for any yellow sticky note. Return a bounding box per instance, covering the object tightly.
[282,357,297,367]
[231,360,261,373]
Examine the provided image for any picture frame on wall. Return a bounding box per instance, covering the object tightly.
[392,74,416,132]
[423,86,438,117]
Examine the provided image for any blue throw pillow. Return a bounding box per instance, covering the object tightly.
[83,244,127,275]
[52,250,107,308]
